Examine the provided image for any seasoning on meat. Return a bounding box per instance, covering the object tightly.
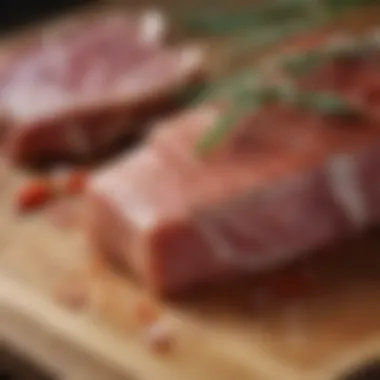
[0,10,205,165]
[87,30,380,295]
[144,319,175,354]
[16,167,89,214]
[16,178,54,212]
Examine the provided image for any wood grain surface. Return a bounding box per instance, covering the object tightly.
[1,161,380,380]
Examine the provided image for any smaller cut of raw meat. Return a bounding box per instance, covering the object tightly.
[0,10,205,164]
[87,31,380,296]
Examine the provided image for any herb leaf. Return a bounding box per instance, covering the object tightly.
[190,0,377,155]
[196,88,356,156]
[282,51,323,75]
[193,69,261,105]
[196,105,250,156]
[179,0,376,36]
[282,34,380,77]
[300,92,356,116]
[196,86,288,155]
[181,0,313,36]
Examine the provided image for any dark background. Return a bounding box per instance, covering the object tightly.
[0,347,53,380]
[0,0,93,32]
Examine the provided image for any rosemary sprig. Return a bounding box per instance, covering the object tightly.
[189,1,378,155]
[195,104,250,155]
[297,91,357,116]
[281,50,325,76]
[281,36,376,76]
[182,0,312,36]
[196,85,288,154]
[224,18,323,70]
[187,1,379,106]
[196,85,357,155]
[191,20,315,105]
[325,0,379,15]
[193,69,261,105]
[179,0,376,36]
[194,33,373,155]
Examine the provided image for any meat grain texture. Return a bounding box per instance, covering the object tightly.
[0,10,205,164]
[88,31,380,296]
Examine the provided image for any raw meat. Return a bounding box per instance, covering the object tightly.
[87,32,380,295]
[0,10,205,164]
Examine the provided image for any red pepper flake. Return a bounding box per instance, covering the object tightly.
[15,179,54,212]
[145,320,174,354]
[134,298,174,354]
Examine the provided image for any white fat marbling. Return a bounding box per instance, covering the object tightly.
[327,154,368,227]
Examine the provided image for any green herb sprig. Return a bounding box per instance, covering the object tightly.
[195,104,250,155]
[281,34,379,76]
[185,1,379,155]
[179,0,376,36]
[196,87,357,155]
[195,85,290,154]
[182,0,315,36]
[190,15,380,107]
[294,91,358,116]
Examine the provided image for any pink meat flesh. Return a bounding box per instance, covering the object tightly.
[0,10,205,164]
[87,32,380,295]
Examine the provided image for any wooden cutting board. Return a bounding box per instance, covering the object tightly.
[1,164,380,380]
[1,4,380,380]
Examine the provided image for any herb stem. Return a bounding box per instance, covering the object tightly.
[189,1,378,155]
[196,104,250,155]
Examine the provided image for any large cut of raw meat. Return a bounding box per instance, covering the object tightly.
[0,10,205,164]
[87,31,380,295]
